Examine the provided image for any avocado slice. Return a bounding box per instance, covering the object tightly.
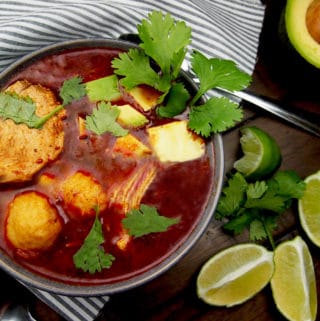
[116,104,148,128]
[285,0,320,68]
[85,75,121,102]
[128,86,160,111]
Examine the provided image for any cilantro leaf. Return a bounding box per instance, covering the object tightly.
[215,172,248,219]
[0,92,63,129]
[272,170,306,198]
[223,210,255,234]
[157,82,190,118]
[112,11,191,99]
[112,49,167,91]
[188,97,243,137]
[249,219,268,241]
[73,211,115,274]
[249,215,277,249]
[138,11,191,76]
[85,101,128,136]
[245,185,288,214]
[122,204,180,238]
[190,51,252,105]
[246,181,268,199]
[59,76,87,105]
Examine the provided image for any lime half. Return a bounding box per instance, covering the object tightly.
[234,126,282,180]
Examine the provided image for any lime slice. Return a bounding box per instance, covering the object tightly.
[234,126,282,180]
[271,236,317,321]
[196,243,274,307]
[298,170,320,247]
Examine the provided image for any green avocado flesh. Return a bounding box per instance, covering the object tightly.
[285,0,320,68]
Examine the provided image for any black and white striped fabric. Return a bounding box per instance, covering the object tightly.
[0,1,265,320]
[28,287,109,321]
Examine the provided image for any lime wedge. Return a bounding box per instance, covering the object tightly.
[271,236,317,321]
[298,170,320,247]
[234,126,281,179]
[196,243,274,307]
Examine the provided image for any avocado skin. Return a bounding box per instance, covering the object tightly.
[258,0,320,99]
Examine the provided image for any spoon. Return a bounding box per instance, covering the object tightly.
[0,302,36,321]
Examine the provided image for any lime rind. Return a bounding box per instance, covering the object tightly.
[298,170,320,247]
[234,126,282,180]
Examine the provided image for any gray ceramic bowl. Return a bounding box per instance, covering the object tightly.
[0,39,224,296]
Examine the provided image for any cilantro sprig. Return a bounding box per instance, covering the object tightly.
[138,11,191,78]
[0,76,86,129]
[189,51,251,106]
[122,204,180,238]
[0,92,64,129]
[216,170,306,249]
[59,76,87,105]
[188,96,243,136]
[73,204,179,273]
[73,207,115,274]
[85,101,129,136]
[111,11,252,136]
[112,48,168,92]
[112,11,191,97]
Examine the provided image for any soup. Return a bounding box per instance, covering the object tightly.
[0,46,215,285]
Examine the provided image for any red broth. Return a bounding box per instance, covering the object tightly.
[0,47,214,285]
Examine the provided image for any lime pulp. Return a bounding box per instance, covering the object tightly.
[233,126,282,180]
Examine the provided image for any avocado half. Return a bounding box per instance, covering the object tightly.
[285,0,320,68]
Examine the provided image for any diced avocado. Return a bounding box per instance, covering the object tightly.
[147,120,205,163]
[285,0,320,68]
[128,86,161,111]
[112,133,152,158]
[116,104,148,128]
[85,75,121,102]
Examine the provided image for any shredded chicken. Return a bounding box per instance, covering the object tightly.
[108,161,157,213]
[107,160,158,250]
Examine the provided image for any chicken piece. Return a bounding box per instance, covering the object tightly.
[60,171,108,218]
[37,172,56,186]
[108,161,157,251]
[6,191,62,252]
[0,80,65,183]
[77,115,88,139]
[108,161,157,214]
[112,134,152,158]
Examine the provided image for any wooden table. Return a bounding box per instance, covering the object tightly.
[1,0,320,320]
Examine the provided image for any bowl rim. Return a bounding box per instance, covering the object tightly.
[0,38,224,296]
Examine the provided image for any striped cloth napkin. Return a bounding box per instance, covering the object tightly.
[0,1,265,320]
